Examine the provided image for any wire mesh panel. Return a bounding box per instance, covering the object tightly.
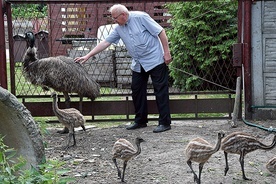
[4,0,238,119]
[166,0,238,92]
[9,1,176,97]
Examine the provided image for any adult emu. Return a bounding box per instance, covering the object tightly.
[23,31,100,132]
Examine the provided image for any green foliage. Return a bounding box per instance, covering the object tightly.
[0,135,74,184]
[166,0,238,91]
[12,4,47,18]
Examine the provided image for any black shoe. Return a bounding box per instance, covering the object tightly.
[126,123,147,130]
[57,127,69,134]
[153,125,171,133]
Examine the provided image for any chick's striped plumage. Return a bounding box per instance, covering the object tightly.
[221,132,262,154]
[185,131,224,184]
[112,137,145,182]
[221,131,276,180]
[51,92,85,149]
[113,139,138,161]
[185,138,216,163]
[266,157,276,173]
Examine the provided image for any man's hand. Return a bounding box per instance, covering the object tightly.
[74,56,88,64]
[164,52,172,65]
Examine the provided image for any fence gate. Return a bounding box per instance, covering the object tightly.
[2,0,238,122]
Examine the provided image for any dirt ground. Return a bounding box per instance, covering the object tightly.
[44,119,276,184]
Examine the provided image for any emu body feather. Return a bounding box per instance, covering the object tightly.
[22,33,100,100]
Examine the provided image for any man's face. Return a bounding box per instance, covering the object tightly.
[111,12,126,26]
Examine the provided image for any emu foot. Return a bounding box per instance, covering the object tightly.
[57,127,69,134]
[63,144,74,150]
[117,171,121,179]
[243,176,252,181]
[224,167,229,176]
[193,174,199,184]
[194,177,200,184]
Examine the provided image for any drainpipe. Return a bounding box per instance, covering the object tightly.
[0,0,7,89]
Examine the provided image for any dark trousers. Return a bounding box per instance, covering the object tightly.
[131,63,171,126]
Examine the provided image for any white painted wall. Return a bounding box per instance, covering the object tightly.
[251,1,264,106]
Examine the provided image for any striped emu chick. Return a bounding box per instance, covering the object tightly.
[221,132,276,180]
[185,131,225,184]
[112,137,145,182]
[266,157,276,174]
[51,92,86,149]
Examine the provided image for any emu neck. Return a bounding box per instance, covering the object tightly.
[208,136,222,155]
[261,136,276,150]
[52,96,61,115]
[214,137,222,152]
[135,142,142,157]
[23,47,38,70]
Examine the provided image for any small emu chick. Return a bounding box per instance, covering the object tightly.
[266,157,276,174]
[221,132,276,180]
[112,137,145,182]
[51,92,86,149]
[185,131,225,184]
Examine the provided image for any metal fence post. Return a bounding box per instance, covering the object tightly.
[0,0,7,89]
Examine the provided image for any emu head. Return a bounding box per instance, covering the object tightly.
[135,137,145,144]
[25,31,35,48]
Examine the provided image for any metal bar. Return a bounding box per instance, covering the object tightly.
[6,0,186,3]
[15,90,235,99]
[0,0,7,89]
[195,95,198,118]
[5,2,15,94]
[22,98,235,117]
[126,96,130,120]
[47,116,231,124]
[243,0,252,119]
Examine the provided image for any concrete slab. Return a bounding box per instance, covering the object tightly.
[0,87,45,167]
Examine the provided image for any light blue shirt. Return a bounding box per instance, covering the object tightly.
[105,11,164,72]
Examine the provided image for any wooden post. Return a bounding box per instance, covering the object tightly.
[231,77,241,128]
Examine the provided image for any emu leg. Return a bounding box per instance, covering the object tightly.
[198,163,204,184]
[72,129,76,146]
[187,160,199,183]
[224,151,229,176]
[112,158,121,179]
[81,125,86,131]
[79,96,83,113]
[239,152,251,180]
[64,132,73,150]
[63,92,71,108]
[57,127,69,134]
[121,160,128,182]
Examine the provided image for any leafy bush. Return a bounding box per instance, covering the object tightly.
[12,4,47,18]
[0,135,74,184]
[166,0,238,91]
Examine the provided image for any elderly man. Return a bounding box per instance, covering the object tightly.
[75,4,172,133]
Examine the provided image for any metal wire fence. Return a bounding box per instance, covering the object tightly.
[3,0,238,120]
[6,0,237,97]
